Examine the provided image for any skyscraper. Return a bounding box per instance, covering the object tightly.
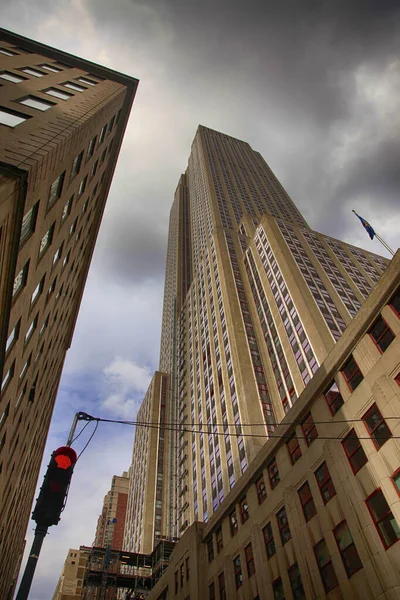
[124,125,391,555]
[0,28,138,597]
[94,471,129,551]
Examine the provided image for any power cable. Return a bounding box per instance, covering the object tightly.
[70,419,92,445]
[77,419,99,460]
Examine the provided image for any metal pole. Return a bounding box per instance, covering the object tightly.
[15,525,48,600]
[374,232,395,256]
[66,412,80,446]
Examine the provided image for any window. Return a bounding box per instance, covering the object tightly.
[215,527,223,552]
[20,202,38,244]
[315,462,336,504]
[18,95,55,111]
[229,510,238,536]
[273,578,285,600]
[90,159,99,179]
[13,260,29,296]
[31,276,45,306]
[233,555,243,589]
[20,67,46,77]
[1,361,15,392]
[324,380,344,415]
[207,537,214,563]
[19,354,31,381]
[218,572,226,600]
[99,124,107,143]
[39,223,55,256]
[341,355,363,391]
[268,457,280,489]
[6,320,20,353]
[256,476,267,503]
[314,538,338,592]
[77,76,97,86]
[208,582,215,600]
[62,251,70,268]
[342,430,368,473]
[39,315,49,336]
[108,115,115,131]
[334,521,363,577]
[288,563,305,599]
[276,506,291,545]
[70,152,83,180]
[87,135,97,158]
[263,521,276,558]
[185,557,189,580]
[100,147,107,163]
[369,315,394,353]
[78,175,87,197]
[366,489,400,549]
[69,218,78,236]
[180,564,184,587]
[0,106,29,127]
[24,314,38,344]
[174,570,178,594]
[0,48,18,56]
[52,243,63,266]
[48,172,65,207]
[0,71,26,83]
[389,289,400,316]
[240,497,249,523]
[44,87,73,101]
[245,543,255,577]
[301,412,318,445]
[392,469,400,495]
[363,404,392,449]
[287,432,302,464]
[61,196,73,221]
[298,481,317,522]
[39,64,62,72]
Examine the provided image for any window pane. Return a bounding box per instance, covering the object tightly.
[0,71,25,83]
[324,381,344,414]
[45,88,72,100]
[21,67,45,77]
[19,96,54,111]
[0,107,28,127]
[40,64,62,72]
[64,81,86,92]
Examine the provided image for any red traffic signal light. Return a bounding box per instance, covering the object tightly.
[32,446,77,527]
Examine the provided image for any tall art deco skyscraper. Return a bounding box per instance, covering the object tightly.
[124,125,390,554]
[0,28,138,598]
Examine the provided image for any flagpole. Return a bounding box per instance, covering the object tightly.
[352,210,395,256]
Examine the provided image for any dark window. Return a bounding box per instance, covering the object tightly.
[363,404,392,449]
[301,412,318,445]
[273,577,285,600]
[369,316,394,352]
[180,564,184,587]
[315,462,336,504]
[288,563,305,599]
[174,570,178,594]
[229,510,238,536]
[218,572,226,600]
[298,481,317,522]
[87,135,97,158]
[287,432,302,464]
[208,582,215,600]
[334,521,363,577]
[268,457,280,489]
[342,430,368,474]
[70,151,83,180]
[324,381,344,415]
[20,202,38,244]
[240,497,249,523]
[48,172,65,207]
[215,527,223,552]
[263,521,276,558]
[392,469,400,495]
[245,543,255,577]
[233,555,243,589]
[314,538,338,593]
[276,506,291,545]
[207,537,214,563]
[185,557,189,580]
[341,355,363,391]
[366,489,400,549]
[389,289,400,317]
[256,476,267,503]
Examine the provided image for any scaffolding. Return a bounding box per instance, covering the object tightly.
[81,538,178,599]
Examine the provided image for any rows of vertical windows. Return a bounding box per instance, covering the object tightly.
[347,245,383,284]
[323,237,373,298]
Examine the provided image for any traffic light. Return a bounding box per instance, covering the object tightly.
[32,446,77,527]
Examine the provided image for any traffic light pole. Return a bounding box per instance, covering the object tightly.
[15,525,48,600]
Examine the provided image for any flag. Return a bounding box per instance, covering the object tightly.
[352,210,375,240]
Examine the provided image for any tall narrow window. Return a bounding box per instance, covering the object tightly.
[315,462,336,504]
[263,521,276,558]
[273,578,285,600]
[366,489,400,549]
[233,555,243,589]
[207,538,214,563]
[314,539,338,593]
[39,223,55,257]
[99,123,107,143]
[256,476,267,503]
[287,432,302,464]
[268,457,280,489]
[1,361,15,392]
[20,202,39,244]
[87,135,97,158]
[24,314,38,344]
[78,175,87,197]
[363,404,392,449]
[215,527,223,552]
[301,412,318,445]
[48,172,65,207]
[276,506,291,545]
[288,563,305,599]
[229,509,238,536]
[218,572,226,600]
[13,260,29,297]
[342,430,368,473]
[298,481,317,522]
[324,380,344,415]
[368,316,394,352]
[389,289,400,317]
[392,469,400,495]
[70,151,83,180]
[6,320,20,353]
[208,582,215,600]
[239,497,249,523]
[245,543,255,577]
[333,521,363,577]
[61,196,73,222]
[341,355,363,391]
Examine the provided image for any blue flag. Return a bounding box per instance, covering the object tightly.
[353,210,375,240]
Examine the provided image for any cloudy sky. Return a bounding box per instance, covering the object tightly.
[4,0,400,597]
